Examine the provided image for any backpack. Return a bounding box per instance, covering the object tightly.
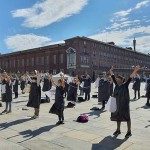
[67,102,75,108]
[78,97,86,102]
[77,114,89,123]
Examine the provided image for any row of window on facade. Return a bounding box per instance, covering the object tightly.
[0,54,64,68]
[82,42,149,61]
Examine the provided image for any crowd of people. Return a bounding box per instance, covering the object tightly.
[0,66,150,138]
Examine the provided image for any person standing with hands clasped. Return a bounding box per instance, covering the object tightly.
[109,65,140,138]
[49,73,65,125]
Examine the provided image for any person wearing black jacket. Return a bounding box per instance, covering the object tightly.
[83,75,91,100]
[26,71,41,119]
[20,76,26,94]
[49,74,65,125]
[132,75,141,99]
[42,73,52,102]
[13,74,19,99]
[109,65,140,138]
[98,72,110,110]
[146,78,150,106]
[1,74,12,114]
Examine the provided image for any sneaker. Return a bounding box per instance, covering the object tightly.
[125,132,132,138]
[113,130,121,136]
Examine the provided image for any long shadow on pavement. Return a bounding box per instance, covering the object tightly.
[0,118,33,130]
[136,105,150,110]
[91,136,127,150]
[7,124,57,143]
[82,110,106,119]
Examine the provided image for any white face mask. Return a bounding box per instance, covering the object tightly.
[58,83,61,87]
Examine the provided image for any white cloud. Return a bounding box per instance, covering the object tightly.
[109,20,141,30]
[135,0,149,9]
[12,0,88,28]
[5,34,52,51]
[114,0,149,18]
[114,8,132,17]
[95,1,150,54]
[89,26,150,54]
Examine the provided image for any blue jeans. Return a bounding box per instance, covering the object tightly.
[6,102,12,111]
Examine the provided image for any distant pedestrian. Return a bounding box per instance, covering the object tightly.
[132,74,141,99]
[13,74,19,99]
[83,75,91,101]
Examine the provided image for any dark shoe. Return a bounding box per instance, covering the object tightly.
[60,121,65,124]
[133,97,136,100]
[1,110,7,114]
[6,110,12,114]
[125,132,132,138]
[101,106,105,110]
[146,103,150,106]
[31,115,39,119]
[56,121,62,125]
[113,130,121,136]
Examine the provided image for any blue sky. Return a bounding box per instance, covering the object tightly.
[0,0,150,54]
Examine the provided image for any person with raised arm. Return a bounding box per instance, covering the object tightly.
[109,65,140,138]
[49,73,65,125]
[26,70,41,119]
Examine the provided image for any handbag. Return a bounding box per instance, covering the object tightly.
[105,96,117,113]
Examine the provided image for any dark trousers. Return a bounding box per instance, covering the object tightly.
[85,92,90,100]
[64,91,68,98]
[102,101,105,108]
[15,92,18,98]
[134,90,140,99]
[46,95,50,102]
[58,109,64,121]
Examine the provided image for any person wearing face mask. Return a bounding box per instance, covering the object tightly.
[98,72,111,110]
[82,75,91,101]
[49,74,65,125]
[109,65,140,138]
